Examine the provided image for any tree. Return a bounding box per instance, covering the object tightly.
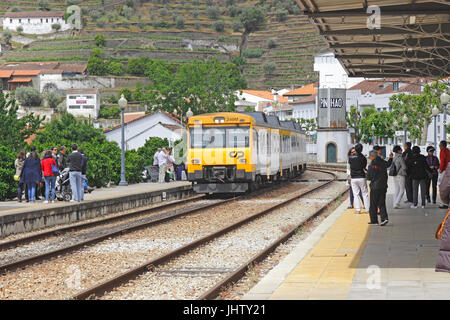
[38,0,50,11]
[45,92,62,109]
[206,5,221,19]
[175,17,185,29]
[144,59,247,116]
[51,23,61,32]
[15,86,42,107]
[127,57,151,76]
[274,8,288,22]
[295,118,317,136]
[267,37,276,48]
[2,30,12,45]
[137,137,169,167]
[16,26,23,34]
[346,105,362,143]
[263,61,276,75]
[87,56,107,75]
[212,20,225,32]
[239,6,265,34]
[107,61,125,76]
[95,34,106,47]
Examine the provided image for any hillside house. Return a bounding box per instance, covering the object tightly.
[66,88,100,119]
[104,110,183,150]
[235,90,288,112]
[3,11,72,35]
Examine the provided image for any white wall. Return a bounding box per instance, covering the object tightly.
[291,101,316,121]
[317,130,350,163]
[66,93,100,119]
[314,52,364,89]
[104,111,181,150]
[3,16,71,35]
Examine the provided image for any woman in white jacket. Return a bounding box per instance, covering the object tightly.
[392,145,408,208]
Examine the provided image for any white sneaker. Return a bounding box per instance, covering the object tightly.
[70,200,76,202]
[410,205,417,209]
[421,206,425,209]
[43,200,48,204]
[51,200,55,203]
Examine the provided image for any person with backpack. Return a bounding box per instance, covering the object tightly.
[391,145,408,209]
[425,146,440,204]
[41,149,58,203]
[406,146,433,209]
[20,147,41,203]
[348,143,370,213]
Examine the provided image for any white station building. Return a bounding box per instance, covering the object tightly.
[66,88,100,119]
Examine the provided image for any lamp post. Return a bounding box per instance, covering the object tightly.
[393,120,398,145]
[402,114,408,144]
[371,123,376,145]
[432,106,440,150]
[441,92,450,141]
[118,94,128,186]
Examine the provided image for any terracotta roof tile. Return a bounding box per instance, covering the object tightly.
[0,62,59,70]
[348,78,427,95]
[284,83,318,96]
[8,78,32,83]
[12,70,41,76]
[0,70,13,78]
[241,90,288,102]
[4,11,65,18]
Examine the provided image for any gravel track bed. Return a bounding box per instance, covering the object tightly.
[100,181,348,300]
[0,199,218,266]
[0,181,322,300]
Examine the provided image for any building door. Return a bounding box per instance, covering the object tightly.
[326,143,337,163]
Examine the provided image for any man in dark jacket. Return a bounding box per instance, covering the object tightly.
[402,142,413,203]
[67,144,83,202]
[367,150,389,226]
[57,146,67,170]
[373,145,393,168]
[348,143,370,213]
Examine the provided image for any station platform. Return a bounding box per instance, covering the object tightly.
[244,178,450,300]
[0,181,191,237]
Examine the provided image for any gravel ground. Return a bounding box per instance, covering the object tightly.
[0,179,322,300]
[100,180,348,300]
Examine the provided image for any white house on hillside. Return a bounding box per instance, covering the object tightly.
[66,88,100,119]
[104,110,183,150]
[3,11,72,35]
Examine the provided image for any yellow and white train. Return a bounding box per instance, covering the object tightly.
[187,112,307,193]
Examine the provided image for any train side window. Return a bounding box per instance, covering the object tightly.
[253,129,258,154]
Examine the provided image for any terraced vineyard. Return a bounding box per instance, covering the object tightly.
[0,0,326,89]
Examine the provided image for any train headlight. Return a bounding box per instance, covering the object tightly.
[191,158,201,164]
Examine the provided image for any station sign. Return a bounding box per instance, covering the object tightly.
[317,88,347,129]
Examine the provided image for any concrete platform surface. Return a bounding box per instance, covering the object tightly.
[0,181,190,215]
[244,177,450,300]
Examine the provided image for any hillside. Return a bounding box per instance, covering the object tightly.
[0,0,326,90]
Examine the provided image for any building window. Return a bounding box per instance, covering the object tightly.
[69,105,81,109]
[393,82,399,91]
[51,18,53,22]
[41,19,43,23]
[82,105,95,109]
[10,19,12,23]
[19,19,21,23]
[28,19,30,23]
[46,19,48,23]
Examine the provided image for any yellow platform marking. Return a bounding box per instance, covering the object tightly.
[270,208,371,300]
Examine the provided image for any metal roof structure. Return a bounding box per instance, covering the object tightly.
[296,0,449,79]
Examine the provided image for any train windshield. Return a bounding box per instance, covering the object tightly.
[189,126,249,148]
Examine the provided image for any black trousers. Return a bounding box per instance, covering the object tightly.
[369,189,388,224]
[425,174,438,203]
[405,175,413,202]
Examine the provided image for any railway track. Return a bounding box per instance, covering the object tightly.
[71,169,343,300]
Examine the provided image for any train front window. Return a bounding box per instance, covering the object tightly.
[189,126,249,148]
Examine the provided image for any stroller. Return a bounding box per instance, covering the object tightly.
[55,167,72,201]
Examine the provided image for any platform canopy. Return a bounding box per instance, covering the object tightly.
[296,0,450,79]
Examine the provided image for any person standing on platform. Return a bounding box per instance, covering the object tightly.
[425,146,440,204]
[41,149,57,203]
[14,150,26,203]
[158,148,168,183]
[347,147,363,209]
[391,145,407,209]
[366,150,389,226]
[20,148,41,203]
[439,141,450,209]
[67,144,83,202]
[402,142,413,204]
[407,146,433,209]
[57,146,67,170]
[79,148,88,201]
[373,145,393,167]
[348,143,370,214]
[153,148,161,168]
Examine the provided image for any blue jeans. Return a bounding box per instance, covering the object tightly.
[44,175,56,201]
[69,171,83,202]
[27,183,36,200]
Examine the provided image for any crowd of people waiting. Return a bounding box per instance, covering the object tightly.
[347,140,450,226]
[14,144,93,203]
[152,147,186,183]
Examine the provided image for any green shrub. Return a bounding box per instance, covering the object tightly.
[206,5,220,19]
[267,38,276,48]
[96,17,107,28]
[127,57,151,76]
[159,8,168,16]
[0,144,16,201]
[175,17,185,29]
[11,6,20,12]
[94,34,106,47]
[263,61,276,75]
[124,150,144,184]
[15,87,41,107]
[192,9,199,18]
[107,61,125,76]
[45,92,62,109]
[121,5,133,19]
[228,5,241,17]
[99,105,121,119]
[212,20,225,32]
[194,21,201,30]
[231,20,243,32]
[275,8,288,22]
[242,48,263,58]
[137,137,169,167]
[118,88,132,102]
[87,56,107,75]
[51,23,61,32]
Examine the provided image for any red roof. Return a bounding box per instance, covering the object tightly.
[284,83,318,96]
[0,62,59,70]
[0,70,13,78]
[8,78,32,83]
[241,90,288,103]
[348,78,427,95]
[4,11,65,18]
[13,70,41,76]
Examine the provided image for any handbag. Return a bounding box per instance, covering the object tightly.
[51,162,60,176]
[436,210,450,240]
[389,163,397,176]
